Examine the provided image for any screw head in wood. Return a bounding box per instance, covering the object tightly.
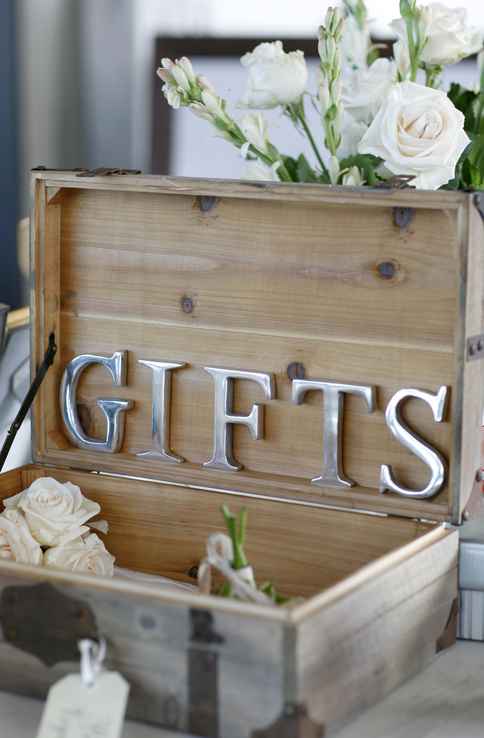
[181,296,194,314]
[287,362,306,381]
[377,261,396,280]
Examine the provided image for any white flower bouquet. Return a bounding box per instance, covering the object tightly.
[0,478,194,592]
[157,1,484,191]
[0,478,114,575]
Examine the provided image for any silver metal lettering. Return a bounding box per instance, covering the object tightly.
[203,367,275,472]
[380,386,448,499]
[292,379,376,488]
[60,352,133,453]
[137,360,186,463]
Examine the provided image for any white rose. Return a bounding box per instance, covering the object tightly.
[421,3,482,66]
[240,113,271,155]
[0,510,42,566]
[240,41,308,109]
[342,58,396,124]
[243,159,280,182]
[392,3,482,67]
[4,477,101,547]
[358,81,470,190]
[339,111,369,159]
[44,534,115,577]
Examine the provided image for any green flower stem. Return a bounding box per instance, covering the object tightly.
[226,123,293,182]
[425,65,443,88]
[476,97,484,135]
[400,0,427,82]
[477,65,484,135]
[295,106,329,175]
[405,18,419,81]
[222,505,248,570]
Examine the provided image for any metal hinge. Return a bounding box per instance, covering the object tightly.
[467,334,484,361]
[32,166,142,177]
[76,167,142,178]
[374,175,416,190]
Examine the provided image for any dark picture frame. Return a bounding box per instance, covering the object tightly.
[152,35,395,175]
[151,37,321,174]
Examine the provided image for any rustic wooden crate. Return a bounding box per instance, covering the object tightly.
[0,171,482,737]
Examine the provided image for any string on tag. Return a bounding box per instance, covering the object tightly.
[79,638,107,688]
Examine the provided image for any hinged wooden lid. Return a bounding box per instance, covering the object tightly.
[31,172,483,524]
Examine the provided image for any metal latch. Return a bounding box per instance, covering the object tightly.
[0,582,98,667]
[467,334,484,362]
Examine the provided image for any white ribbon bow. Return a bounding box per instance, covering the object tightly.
[197,533,274,607]
[79,638,107,688]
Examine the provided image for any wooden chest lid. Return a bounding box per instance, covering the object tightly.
[31,171,484,524]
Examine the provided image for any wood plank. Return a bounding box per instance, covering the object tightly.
[34,170,468,210]
[295,527,458,732]
[6,307,29,332]
[38,314,455,519]
[59,188,459,349]
[0,571,284,735]
[454,201,484,520]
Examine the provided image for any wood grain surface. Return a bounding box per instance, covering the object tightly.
[30,174,483,523]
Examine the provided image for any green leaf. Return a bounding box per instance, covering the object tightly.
[339,154,382,186]
[281,155,299,182]
[399,0,412,20]
[367,46,381,66]
[447,135,484,190]
[265,142,282,161]
[324,104,339,123]
[296,154,318,183]
[467,135,484,189]
[447,83,480,133]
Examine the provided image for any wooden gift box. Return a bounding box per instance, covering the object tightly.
[0,171,482,738]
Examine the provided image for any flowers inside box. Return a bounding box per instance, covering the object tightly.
[0,477,286,604]
[157,0,484,191]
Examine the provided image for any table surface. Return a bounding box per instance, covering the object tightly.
[3,641,483,738]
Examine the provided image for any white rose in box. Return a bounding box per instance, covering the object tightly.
[44,534,115,577]
[0,510,42,566]
[420,3,483,65]
[342,58,396,125]
[4,477,101,547]
[358,81,470,190]
[240,41,308,109]
[392,3,482,67]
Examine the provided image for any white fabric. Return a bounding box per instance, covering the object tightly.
[114,567,196,592]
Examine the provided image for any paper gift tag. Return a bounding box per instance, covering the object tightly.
[36,671,130,738]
